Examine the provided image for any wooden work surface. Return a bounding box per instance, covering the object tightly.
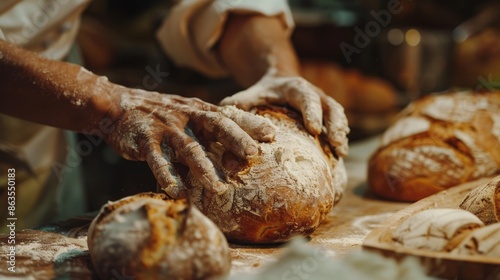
[0,137,412,279]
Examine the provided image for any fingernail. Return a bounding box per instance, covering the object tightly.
[312,122,323,134]
[245,145,259,157]
[337,145,348,157]
[305,119,321,135]
[261,127,276,141]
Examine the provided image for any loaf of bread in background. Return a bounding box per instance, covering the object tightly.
[368,91,500,202]
[459,175,500,225]
[301,60,399,114]
[167,106,347,244]
[87,193,231,280]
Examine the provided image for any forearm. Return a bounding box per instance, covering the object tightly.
[217,14,301,87]
[0,40,119,132]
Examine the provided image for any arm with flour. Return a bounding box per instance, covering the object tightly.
[0,39,276,196]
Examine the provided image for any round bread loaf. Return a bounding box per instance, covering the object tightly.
[162,105,347,244]
[368,91,500,202]
[87,193,231,280]
[459,175,500,225]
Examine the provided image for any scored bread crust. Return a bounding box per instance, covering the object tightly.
[392,208,484,252]
[174,106,347,244]
[368,91,500,202]
[459,175,500,225]
[87,193,231,280]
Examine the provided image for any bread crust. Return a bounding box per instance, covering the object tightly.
[459,175,500,225]
[369,92,500,201]
[392,208,484,251]
[87,193,231,280]
[171,106,347,243]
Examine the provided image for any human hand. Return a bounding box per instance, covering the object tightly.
[221,69,349,157]
[104,87,276,198]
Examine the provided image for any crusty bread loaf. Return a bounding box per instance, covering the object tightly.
[301,60,399,114]
[368,91,500,202]
[392,208,484,252]
[459,175,500,225]
[87,193,231,280]
[161,106,347,244]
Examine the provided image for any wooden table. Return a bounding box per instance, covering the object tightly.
[0,137,411,279]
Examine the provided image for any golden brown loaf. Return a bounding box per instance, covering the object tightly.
[459,175,500,225]
[87,193,231,280]
[161,106,347,244]
[301,60,399,114]
[368,91,500,202]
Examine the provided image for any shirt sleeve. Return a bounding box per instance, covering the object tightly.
[156,0,294,78]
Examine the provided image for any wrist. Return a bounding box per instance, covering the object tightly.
[264,58,301,79]
[87,78,123,133]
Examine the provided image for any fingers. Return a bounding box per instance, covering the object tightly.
[220,84,282,110]
[143,140,187,198]
[167,128,228,195]
[285,80,323,136]
[321,94,350,157]
[218,106,276,142]
[190,111,261,159]
[221,77,324,137]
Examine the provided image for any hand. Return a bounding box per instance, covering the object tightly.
[221,69,349,157]
[104,87,276,198]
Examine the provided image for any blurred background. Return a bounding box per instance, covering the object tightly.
[76,0,500,210]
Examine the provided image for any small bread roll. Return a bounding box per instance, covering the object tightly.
[87,193,231,280]
[369,91,500,201]
[300,61,399,114]
[459,175,500,225]
[301,60,350,109]
[451,223,500,258]
[163,106,347,243]
[392,208,484,251]
[343,69,399,114]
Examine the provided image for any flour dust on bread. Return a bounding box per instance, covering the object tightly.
[87,193,231,280]
[368,91,500,202]
[161,105,348,244]
[459,175,500,225]
[391,208,500,259]
[392,208,484,252]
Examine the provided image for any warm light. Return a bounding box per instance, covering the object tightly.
[405,29,421,46]
[387,29,404,45]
